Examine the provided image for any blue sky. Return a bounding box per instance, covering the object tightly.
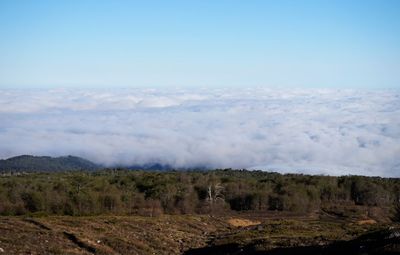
[0,0,399,89]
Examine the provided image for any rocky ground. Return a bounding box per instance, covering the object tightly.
[0,215,231,255]
[0,212,398,255]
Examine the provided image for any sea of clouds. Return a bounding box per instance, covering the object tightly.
[0,87,399,177]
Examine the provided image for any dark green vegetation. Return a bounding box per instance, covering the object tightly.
[0,169,399,219]
[0,155,99,172]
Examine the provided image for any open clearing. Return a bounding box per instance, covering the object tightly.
[1,212,398,255]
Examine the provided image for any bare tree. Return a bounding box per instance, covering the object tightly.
[207,182,225,213]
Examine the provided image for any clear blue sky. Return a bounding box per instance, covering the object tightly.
[0,0,399,89]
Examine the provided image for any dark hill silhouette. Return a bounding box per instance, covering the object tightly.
[0,155,99,172]
[0,154,206,172]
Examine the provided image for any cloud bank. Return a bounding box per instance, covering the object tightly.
[0,87,399,177]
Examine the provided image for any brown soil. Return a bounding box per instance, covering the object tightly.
[357,219,377,225]
[0,215,230,255]
[227,218,261,227]
[0,212,395,255]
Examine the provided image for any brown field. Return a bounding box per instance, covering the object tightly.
[1,211,398,255]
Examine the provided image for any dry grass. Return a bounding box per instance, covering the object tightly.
[0,215,231,255]
[356,219,377,225]
[227,218,261,227]
[0,213,392,255]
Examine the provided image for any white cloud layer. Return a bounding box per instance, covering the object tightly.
[0,88,399,177]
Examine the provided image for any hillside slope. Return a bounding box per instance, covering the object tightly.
[0,155,99,172]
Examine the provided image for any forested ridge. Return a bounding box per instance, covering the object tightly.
[1,169,399,218]
[0,155,99,172]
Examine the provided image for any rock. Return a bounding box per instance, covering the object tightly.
[388,230,400,239]
[0,247,4,253]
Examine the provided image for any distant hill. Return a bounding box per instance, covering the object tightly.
[124,163,208,171]
[125,163,173,171]
[0,155,206,172]
[0,155,100,172]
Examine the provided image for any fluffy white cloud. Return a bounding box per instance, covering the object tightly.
[0,87,399,177]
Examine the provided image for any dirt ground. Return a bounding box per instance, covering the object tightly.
[0,212,396,255]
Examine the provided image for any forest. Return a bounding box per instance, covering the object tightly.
[1,169,399,218]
